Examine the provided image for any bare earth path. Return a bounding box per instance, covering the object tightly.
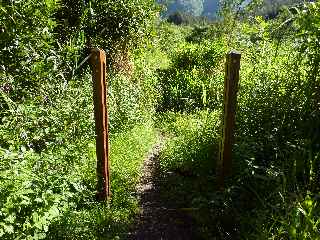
[128,141,198,240]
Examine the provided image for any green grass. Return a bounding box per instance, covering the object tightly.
[152,12,320,238]
[155,111,232,239]
[0,79,159,239]
[1,3,320,239]
[157,110,220,175]
[46,123,158,240]
[0,123,158,240]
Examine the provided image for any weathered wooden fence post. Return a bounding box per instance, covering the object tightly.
[217,50,241,189]
[90,48,111,200]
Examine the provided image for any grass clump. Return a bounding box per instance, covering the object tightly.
[0,67,158,239]
[151,3,320,238]
[46,124,158,240]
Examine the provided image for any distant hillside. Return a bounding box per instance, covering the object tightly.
[203,0,219,18]
[158,0,219,18]
[252,0,305,14]
[157,0,305,19]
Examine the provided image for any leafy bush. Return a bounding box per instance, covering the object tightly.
[0,121,157,239]
[85,0,157,51]
[108,74,143,133]
[158,110,220,174]
[0,1,159,238]
[46,124,158,240]
[154,2,320,238]
[235,2,320,190]
[157,40,226,112]
[0,69,158,238]
[155,22,193,55]
[231,3,320,238]
[0,0,64,98]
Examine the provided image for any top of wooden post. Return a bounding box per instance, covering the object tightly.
[91,48,104,52]
[90,48,106,67]
[91,48,106,57]
[228,50,241,58]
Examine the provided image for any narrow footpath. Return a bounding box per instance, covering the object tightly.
[128,141,197,240]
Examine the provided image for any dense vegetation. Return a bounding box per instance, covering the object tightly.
[1,0,319,239]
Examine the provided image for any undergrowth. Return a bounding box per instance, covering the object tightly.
[154,3,320,239]
[1,0,320,239]
[0,68,158,239]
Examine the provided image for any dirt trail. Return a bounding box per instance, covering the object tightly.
[128,141,197,240]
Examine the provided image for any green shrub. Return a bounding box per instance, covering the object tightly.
[46,124,158,240]
[154,3,320,238]
[157,40,226,112]
[158,110,220,174]
[0,94,158,239]
[0,56,158,239]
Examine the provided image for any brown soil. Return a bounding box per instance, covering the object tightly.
[127,142,198,240]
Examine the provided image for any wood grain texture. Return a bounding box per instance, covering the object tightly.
[90,48,111,200]
[217,51,241,189]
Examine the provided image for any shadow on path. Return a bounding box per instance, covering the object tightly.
[128,143,198,240]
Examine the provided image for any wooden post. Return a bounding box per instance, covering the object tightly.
[217,51,241,189]
[90,48,111,200]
